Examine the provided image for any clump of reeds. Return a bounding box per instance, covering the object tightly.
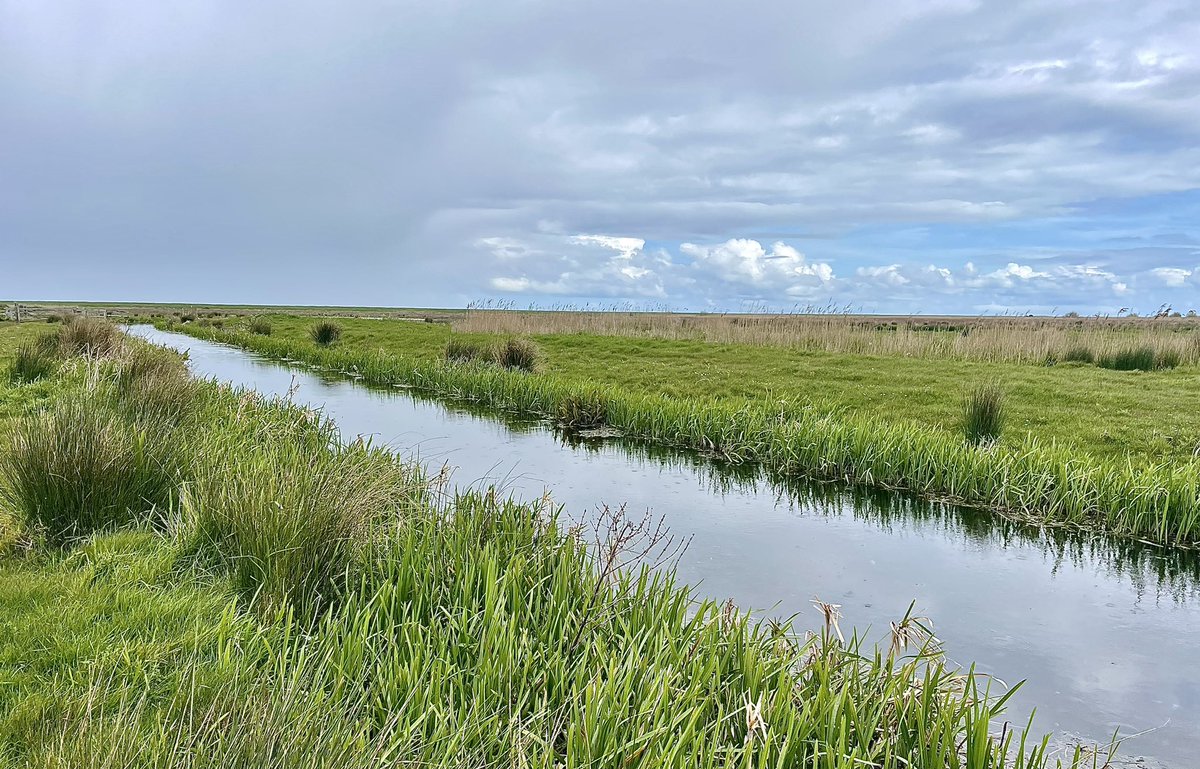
[309,321,343,347]
[1061,345,1095,364]
[182,436,415,616]
[56,316,123,358]
[494,337,540,371]
[7,335,60,383]
[555,390,608,429]
[1098,345,1178,371]
[0,400,180,543]
[113,344,200,426]
[248,316,272,335]
[444,337,490,363]
[962,384,1005,446]
[444,336,541,371]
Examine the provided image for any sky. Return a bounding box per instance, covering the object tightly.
[2,0,1200,315]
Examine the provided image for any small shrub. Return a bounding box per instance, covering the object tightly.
[962,384,1004,446]
[8,337,60,383]
[495,338,540,372]
[310,321,343,347]
[45,314,62,324]
[0,400,180,542]
[1098,345,1177,371]
[56,317,123,358]
[180,314,196,323]
[248,317,273,335]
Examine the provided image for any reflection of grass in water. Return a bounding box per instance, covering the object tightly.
[572,431,1200,600]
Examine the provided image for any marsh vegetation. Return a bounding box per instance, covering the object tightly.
[0,318,1105,767]
[167,316,1200,546]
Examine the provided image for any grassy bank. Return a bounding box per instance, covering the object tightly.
[0,319,1109,766]
[160,318,1200,546]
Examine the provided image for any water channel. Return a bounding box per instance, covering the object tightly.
[128,325,1200,766]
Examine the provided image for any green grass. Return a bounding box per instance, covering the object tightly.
[163,317,1200,546]
[963,384,1005,446]
[219,315,1200,463]
[310,320,343,347]
[0,320,1108,767]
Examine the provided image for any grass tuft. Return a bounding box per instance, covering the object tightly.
[494,337,541,371]
[55,317,123,358]
[309,321,343,347]
[1061,345,1096,364]
[0,399,180,543]
[962,384,1005,446]
[247,317,272,335]
[1097,345,1178,371]
[182,432,417,616]
[555,390,608,429]
[7,336,60,384]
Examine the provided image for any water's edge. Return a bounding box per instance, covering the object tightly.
[129,325,1198,767]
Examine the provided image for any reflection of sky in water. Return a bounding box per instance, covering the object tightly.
[129,326,1200,767]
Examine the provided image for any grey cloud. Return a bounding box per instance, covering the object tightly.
[2,0,1199,310]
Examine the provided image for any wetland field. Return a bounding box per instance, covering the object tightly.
[2,304,1198,767]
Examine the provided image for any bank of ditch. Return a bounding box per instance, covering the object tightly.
[158,321,1200,548]
[0,319,1109,767]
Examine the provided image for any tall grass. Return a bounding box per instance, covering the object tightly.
[182,434,419,616]
[457,309,1200,367]
[166,323,1200,546]
[444,336,541,371]
[2,331,1107,767]
[7,335,60,383]
[0,400,180,543]
[310,321,343,347]
[56,316,123,358]
[494,337,540,371]
[247,316,273,335]
[963,384,1005,446]
[1098,345,1180,371]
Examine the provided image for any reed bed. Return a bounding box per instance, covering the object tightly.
[168,323,1200,546]
[456,310,1200,367]
[0,322,1108,767]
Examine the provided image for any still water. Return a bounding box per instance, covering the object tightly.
[129,326,1199,766]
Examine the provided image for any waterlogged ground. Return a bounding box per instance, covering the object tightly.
[129,326,1200,766]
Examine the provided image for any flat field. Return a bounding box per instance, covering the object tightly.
[233,313,1200,464]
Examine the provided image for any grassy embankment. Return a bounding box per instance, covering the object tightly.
[0,318,1102,767]
[160,314,1200,546]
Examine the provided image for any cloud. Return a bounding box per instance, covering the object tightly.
[680,240,834,294]
[1,0,1199,313]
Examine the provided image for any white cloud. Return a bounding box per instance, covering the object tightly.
[680,239,834,291]
[1149,267,1192,286]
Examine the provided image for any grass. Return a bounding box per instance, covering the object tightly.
[181,430,422,616]
[193,315,1200,463]
[7,336,59,383]
[458,308,1200,366]
[963,384,1005,446]
[0,398,182,544]
[247,316,272,335]
[310,320,344,346]
[0,319,1109,767]
[1098,345,1180,371]
[163,317,1200,546]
